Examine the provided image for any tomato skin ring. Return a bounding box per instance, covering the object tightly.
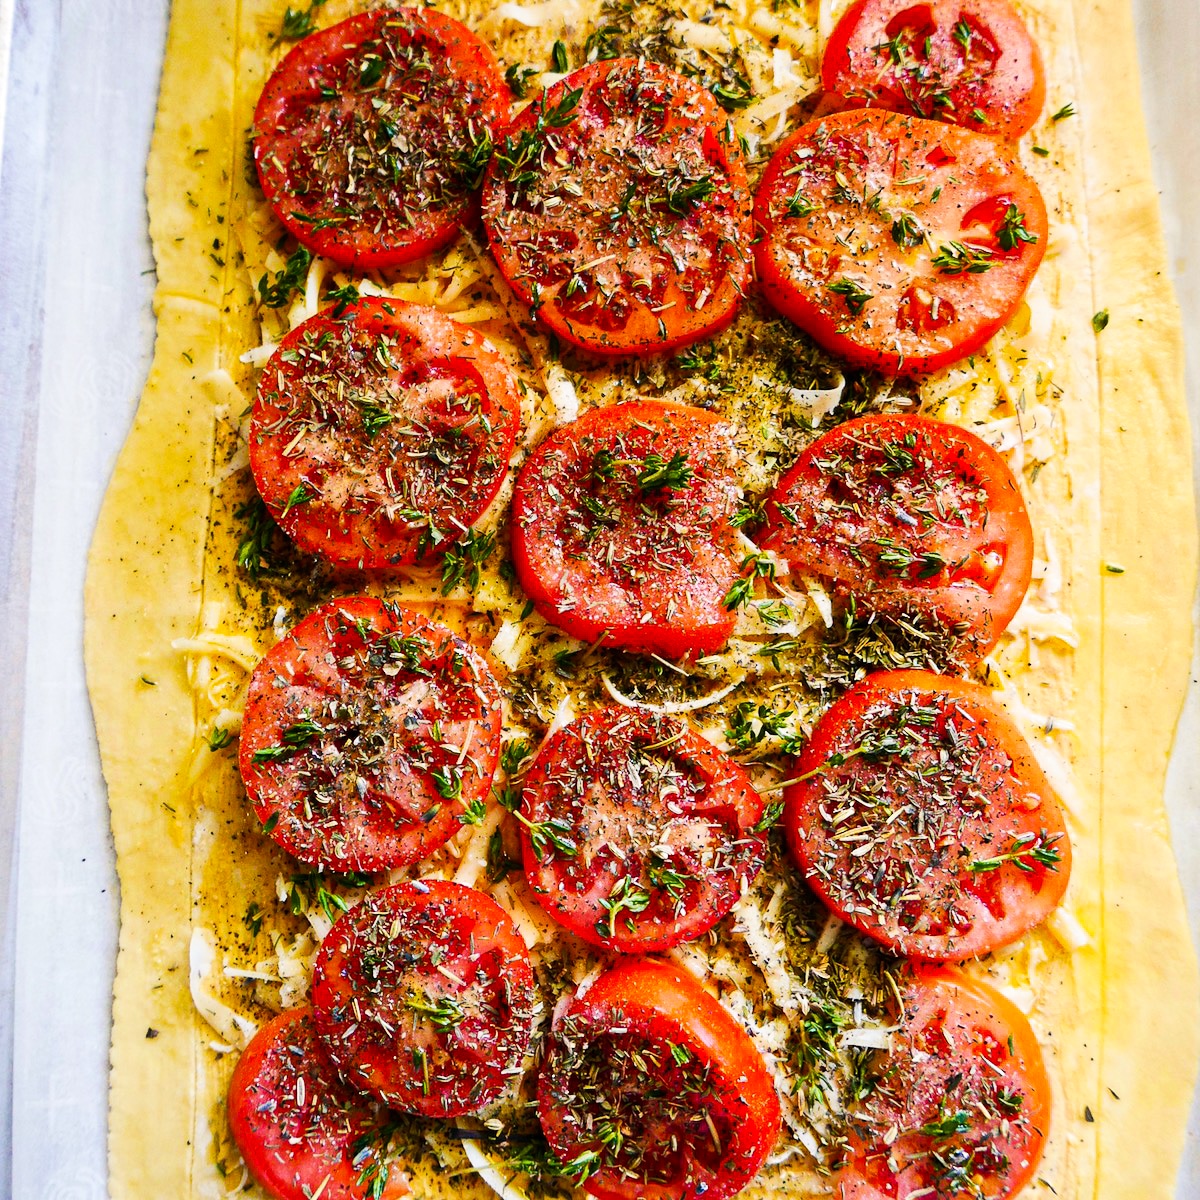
[753,109,1048,376]
[835,965,1050,1199]
[759,412,1034,658]
[481,57,753,356]
[227,1007,411,1200]
[249,298,521,571]
[519,706,767,953]
[311,879,538,1118]
[821,0,1046,141]
[784,669,1071,961]
[254,8,510,269]
[538,958,781,1200]
[238,596,503,873]
[510,400,744,658]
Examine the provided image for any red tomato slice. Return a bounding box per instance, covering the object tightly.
[538,958,781,1200]
[249,299,520,570]
[822,0,1046,141]
[254,9,509,269]
[759,413,1033,658]
[836,966,1050,1199]
[511,401,743,657]
[311,880,537,1118]
[481,58,753,355]
[753,109,1048,375]
[784,669,1070,961]
[520,706,767,952]
[227,1006,409,1200]
[239,597,503,873]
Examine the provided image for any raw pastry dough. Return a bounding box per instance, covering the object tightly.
[84,0,1198,1195]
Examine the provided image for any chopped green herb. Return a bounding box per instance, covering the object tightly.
[932,240,994,274]
[997,204,1038,251]
[281,483,313,515]
[922,1109,972,1139]
[459,797,487,825]
[970,830,1063,873]
[279,0,326,40]
[636,451,692,491]
[750,799,785,833]
[722,552,777,610]
[258,246,313,307]
[505,63,537,98]
[441,529,496,594]
[325,282,360,318]
[829,277,873,314]
[431,765,463,801]
[243,902,264,936]
[890,211,924,249]
[514,811,578,860]
[406,991,467,1030]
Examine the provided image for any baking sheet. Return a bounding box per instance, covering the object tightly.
[0,0,1195,1195]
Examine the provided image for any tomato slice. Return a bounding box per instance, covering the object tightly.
[312,879,537,1118]
[227,1006,409,1200]
[520,706,767,952]
[753,109,1048,375]
[822,0,1046,141]
[759,413,1033,658]
[783,669,1070,960]
[238,597,502,872]
[481,58,753,355]
[511,400,743,657]
[249,298,521,570]
[538,958,781,1200]
[253,9,509,269]
[836,966,1050,1199]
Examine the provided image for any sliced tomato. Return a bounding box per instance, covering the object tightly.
[511,401,743,657]
[250,299,520,570]
[253,9,509,269]
[538,958,781,1200]
[227,1006,409,1200]
[759,413,1033,658]
[753,109,1048,375]
[238,597,502,872]
[481,58,753,355]
[520,706,766,952]
[837,966,1050,1199]
[311,879,536,1118]
[822,0,1046,141]
[783,669,1070,960]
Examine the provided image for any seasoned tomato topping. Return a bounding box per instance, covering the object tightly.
[227,1007,410,1200]
[754,109,1047,374]
[254,8,509,269]
[519,706,767,952]
[784,669,1070,960]
[238,597,503,873]
[837,967,1050,1199]
[822,0,1046,141]
[539,958,781,1200]
[312,880,537,1118]
[481,58,753,355]
[511,400,744,658]
[760,413,1033,659]
[249,299,521,571]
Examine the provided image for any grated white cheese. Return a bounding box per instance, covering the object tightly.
[189,930,258,1048]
